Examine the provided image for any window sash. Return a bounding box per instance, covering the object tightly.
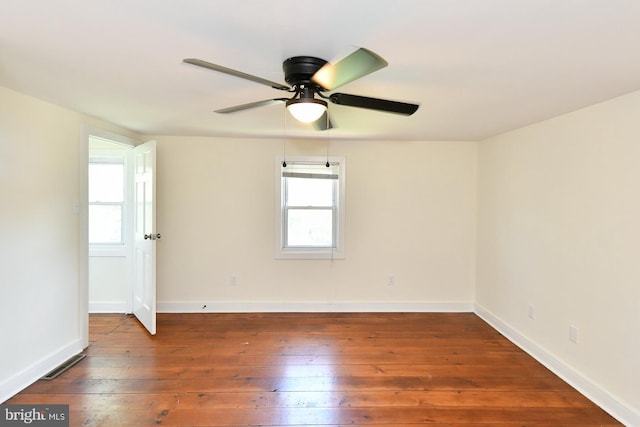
[283,206,336,248]
[88,162,124,203]
[88,159,126,245]
[285,175,335,208]
[88,202,124,244]
[282,171,338,250]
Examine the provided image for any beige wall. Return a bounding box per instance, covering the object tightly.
[154,137,477,309]
[0,86,83,400]
[477,90,640,419]
[89,257,130,310]
[0,85,138,401]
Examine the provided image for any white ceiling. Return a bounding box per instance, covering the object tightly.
[2,0,640,141]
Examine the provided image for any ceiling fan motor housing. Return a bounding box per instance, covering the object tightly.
[282,56,327,89]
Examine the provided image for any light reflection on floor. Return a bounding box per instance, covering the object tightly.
[279,362,339,424]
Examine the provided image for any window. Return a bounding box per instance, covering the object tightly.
[275,156,346,259]
[89,160,125,246]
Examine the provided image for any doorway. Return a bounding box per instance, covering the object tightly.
[80,127,136,347]
[87,135,134,313]
[79,127,158,346]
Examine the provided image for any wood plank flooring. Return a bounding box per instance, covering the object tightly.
[7,313,622,426]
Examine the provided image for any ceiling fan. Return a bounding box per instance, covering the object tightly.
[183,48,419,130]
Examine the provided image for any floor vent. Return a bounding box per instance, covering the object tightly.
[42,354,86,380]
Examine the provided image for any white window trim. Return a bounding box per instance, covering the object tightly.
[275,155,346,260]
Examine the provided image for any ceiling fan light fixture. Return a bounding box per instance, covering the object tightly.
[286,98,327,123]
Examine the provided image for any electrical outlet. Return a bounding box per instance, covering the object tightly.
[528,304,535,320]
[569,325,579,344]
[230,275,237,286]
[387,275,395,286]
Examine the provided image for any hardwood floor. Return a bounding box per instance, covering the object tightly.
[8,313,622,426]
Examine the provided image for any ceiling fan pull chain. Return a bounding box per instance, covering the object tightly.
[326,119,330,168]
[282,103,287,168]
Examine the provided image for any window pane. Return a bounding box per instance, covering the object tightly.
[287,209,333,247]
[89,205,123,244]
[286,177,333,207]
[89,163,124,202]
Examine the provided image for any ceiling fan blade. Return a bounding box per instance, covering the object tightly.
[183,58,290,91]
[215,98,288,114]
[329,93,419,116]
[312,111,334,131]
[312,48,388,90]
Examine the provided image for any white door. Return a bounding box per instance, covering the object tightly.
[133,140,158,335]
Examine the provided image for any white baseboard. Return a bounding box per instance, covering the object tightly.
[474,304,638,427]
[157,301,474,313]
[89,301,127,313]
[0,339,84,403]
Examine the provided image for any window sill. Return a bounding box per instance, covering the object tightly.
[275,248,345,260]
[89,245,127,257]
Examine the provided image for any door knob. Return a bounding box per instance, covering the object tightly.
[144,233,162,240]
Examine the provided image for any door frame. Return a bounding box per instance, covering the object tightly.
[79,126,139,348]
